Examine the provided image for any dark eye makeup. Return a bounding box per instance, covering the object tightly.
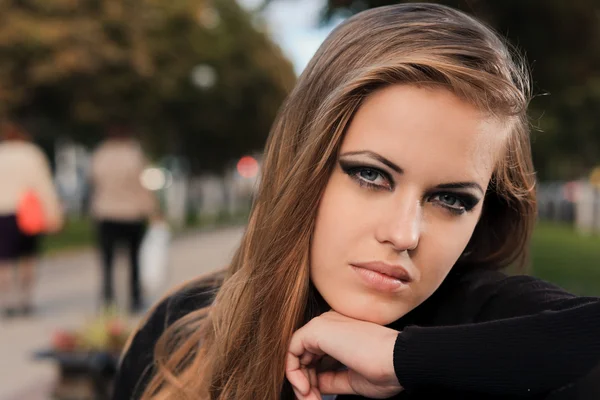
[339,160,394,191]
[338,159,481,216]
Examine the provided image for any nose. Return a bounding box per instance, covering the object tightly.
[374,195,421,252]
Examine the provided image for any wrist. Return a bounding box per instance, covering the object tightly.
[384,328,403,387]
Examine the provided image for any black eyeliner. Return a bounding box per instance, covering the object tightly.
[338,159,395,190]
[339,158,481,214]
[432,192,481,213]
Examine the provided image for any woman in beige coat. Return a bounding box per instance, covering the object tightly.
[0,122,63,317]
[90,124,157,313]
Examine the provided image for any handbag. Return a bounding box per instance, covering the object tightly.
[16,189,46,235]
[139,221,171,294]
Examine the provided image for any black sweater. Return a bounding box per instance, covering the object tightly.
[113,268,600,399]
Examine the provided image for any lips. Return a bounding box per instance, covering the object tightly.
[350,261,413,283]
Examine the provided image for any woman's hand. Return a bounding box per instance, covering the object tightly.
[286,311,403,399]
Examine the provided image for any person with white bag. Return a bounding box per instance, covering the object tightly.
[89,122,159,314]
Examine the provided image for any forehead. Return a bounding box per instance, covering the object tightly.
[341,85,507,184]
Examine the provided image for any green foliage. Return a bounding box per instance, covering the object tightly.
[0,0,296,172]
[322,0,600,180]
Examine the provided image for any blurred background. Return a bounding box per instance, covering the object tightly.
[0,0,598,399]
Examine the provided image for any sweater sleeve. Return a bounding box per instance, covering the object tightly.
[393,274,600,397]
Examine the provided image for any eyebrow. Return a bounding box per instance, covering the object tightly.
[339,150,485,195]
[340,150,404,174]
[435,182,485,195]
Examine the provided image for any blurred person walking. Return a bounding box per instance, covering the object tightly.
[0,121,63,317]
[89,123,157,314]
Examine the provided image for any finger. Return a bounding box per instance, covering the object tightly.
[293,386,306,400]
[293,386,302,399]
[300,351,318,366]
[286,352,310,395]
[306,387,323,400]
[308,366,318,388]
[317,369,355,395]
[288,325,326,359]
[287,369,310,396]
[293,385,322,400]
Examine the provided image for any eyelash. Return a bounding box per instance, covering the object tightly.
[339,162,479,216]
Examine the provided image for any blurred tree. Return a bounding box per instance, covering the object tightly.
[0,0,296,173]
[266,0,600,180]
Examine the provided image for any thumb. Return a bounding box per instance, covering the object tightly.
[318,369,355,395]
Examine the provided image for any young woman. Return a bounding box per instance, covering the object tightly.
[113,4,600,399]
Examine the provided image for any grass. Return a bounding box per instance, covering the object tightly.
[530,222,600,296]
[42,217,96,255]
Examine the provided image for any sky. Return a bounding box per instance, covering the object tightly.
[237,0,343,74]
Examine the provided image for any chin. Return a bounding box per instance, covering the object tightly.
[330,296,411,326]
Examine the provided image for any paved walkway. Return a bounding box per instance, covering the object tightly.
[0,226,245,400]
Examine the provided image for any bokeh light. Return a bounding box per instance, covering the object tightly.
[140,167,173,191]
[236,156,259,178]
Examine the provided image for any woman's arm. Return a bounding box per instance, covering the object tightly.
[393,274,600,397]
[286,272,600,399]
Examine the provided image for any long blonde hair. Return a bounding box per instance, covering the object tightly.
[141,3,536,399]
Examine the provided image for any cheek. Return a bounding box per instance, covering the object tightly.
[415,210,482,292]
[310,172,371,312]
[310,175,353,276]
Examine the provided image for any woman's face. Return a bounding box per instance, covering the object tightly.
[310,85,506,325]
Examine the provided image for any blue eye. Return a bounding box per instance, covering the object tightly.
[358,168,381,182]
[438,194,462,207]
[430,193,478,215]
[353,168,388,190]
[338,161,393,191]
